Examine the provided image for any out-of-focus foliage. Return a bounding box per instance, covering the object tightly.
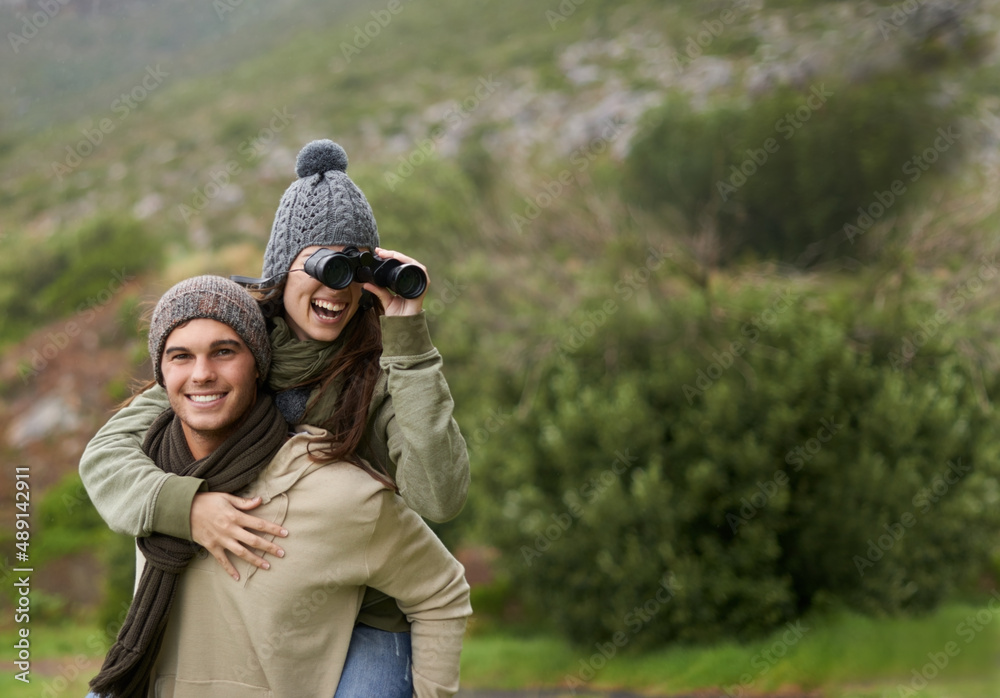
[0,214,162,346]
[625,75,965,265]
[464,270,1000,647]
[3,473,135,627]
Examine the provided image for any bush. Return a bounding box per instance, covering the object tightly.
[11,473,136,629]
[470,273,1000,648]
[0,214,162,346]
[625,75,964,265]
[357,158,478,273]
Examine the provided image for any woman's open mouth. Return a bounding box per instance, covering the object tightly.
[312,298,347,322]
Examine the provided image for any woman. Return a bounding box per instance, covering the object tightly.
[79,140,471,696]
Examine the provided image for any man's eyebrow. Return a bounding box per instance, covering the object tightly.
[210,339,245,350]
[163,338,245,355]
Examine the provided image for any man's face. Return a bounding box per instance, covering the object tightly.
[160,318,258,459]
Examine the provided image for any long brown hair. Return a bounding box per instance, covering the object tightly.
[257,282,396,491]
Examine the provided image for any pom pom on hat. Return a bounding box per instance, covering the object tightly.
[295,139,349,178]
[262,139,379,280]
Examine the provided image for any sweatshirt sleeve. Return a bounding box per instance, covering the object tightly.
[364,491,472,698]
[78,385,205,539]
[375,312,470,523]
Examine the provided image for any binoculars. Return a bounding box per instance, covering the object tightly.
[303,247,428,299]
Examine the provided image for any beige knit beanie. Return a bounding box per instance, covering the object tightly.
[148,275,271,386]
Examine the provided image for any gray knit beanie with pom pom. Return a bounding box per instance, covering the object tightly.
[261,139,380,280]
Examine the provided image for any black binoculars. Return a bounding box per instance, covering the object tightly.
[303,247,428,299]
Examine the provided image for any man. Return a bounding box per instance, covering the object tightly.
[88,276,471,698]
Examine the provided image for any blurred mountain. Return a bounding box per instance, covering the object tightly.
[1,0,367,133]
[2,0,994,260]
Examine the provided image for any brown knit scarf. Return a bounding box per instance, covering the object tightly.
[88,393,287,698]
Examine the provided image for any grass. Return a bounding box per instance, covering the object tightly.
[1,621,104,697]
[0,600,997,696]
[459,601,1000,696]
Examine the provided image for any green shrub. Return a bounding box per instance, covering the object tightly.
[98,533,137,641]
[29,474,136,633]
[625,75,964,265]
[358,158,478,273]
[0,214,161,346]
[32,474,109,566]
[471,273,1000,648]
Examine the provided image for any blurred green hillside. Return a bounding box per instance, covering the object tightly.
[2,0,1000,692]
[1,0,998,343]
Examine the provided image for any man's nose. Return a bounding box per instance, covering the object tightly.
[191,357,216,382]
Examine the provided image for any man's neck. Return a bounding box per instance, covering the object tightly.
[181,426,229,461]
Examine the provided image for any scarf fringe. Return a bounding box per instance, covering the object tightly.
[88,642,157,698]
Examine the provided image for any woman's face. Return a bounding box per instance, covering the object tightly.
[282,245,365,342]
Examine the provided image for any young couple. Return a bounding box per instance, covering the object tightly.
[80,140,472,697]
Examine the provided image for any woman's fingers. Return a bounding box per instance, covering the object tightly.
[208,547,241,582]
[191,492,288,580]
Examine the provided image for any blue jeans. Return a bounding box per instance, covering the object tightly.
[334,623,412,697]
